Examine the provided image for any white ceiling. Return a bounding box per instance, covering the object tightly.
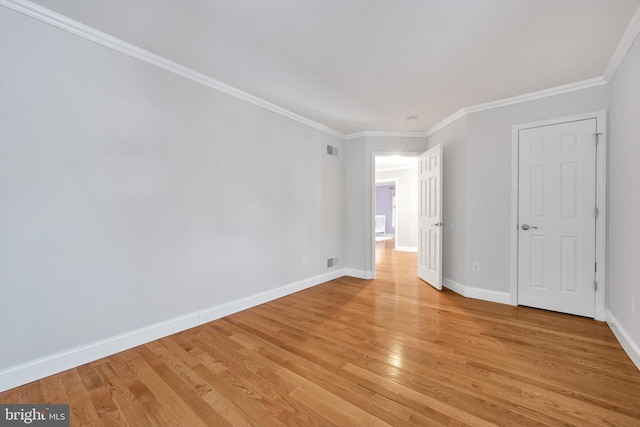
[29,0,640,135]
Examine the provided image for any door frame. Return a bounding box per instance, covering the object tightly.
[510,110,607,321]
[371,152,420,279]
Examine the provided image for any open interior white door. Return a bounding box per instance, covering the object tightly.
[418,145,443,290]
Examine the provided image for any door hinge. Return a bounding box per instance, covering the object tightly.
[594,281,598,291]
[593,132,601,145]
[594,207,599,218]
[595,262,597,272]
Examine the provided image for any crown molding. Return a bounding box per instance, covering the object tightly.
[464,77,607,114]
[603,5,640,82]
[424,77,607,137]
[0,0,346,140]
[3,0,638,142]
[344,131,426,140]
[423,109,466,137]
[352,75,607,139]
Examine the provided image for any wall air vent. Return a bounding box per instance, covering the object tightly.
[326,145,339,156]
[327,257,340,268]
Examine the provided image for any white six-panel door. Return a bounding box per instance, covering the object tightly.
[418,145,442,290]
[518,119,597,317]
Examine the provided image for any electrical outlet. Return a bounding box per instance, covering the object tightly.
[302,256,308,266]
[472,262,480,272]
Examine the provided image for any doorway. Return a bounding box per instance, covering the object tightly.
[373,155,418,276]
[511,111,607,320]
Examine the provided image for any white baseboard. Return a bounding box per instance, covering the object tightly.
[0,269,345,392]
[395,246,417,252]
[443,277,511,305]
[465,287,511,305]
[344,268,374,280]
[199,269,345,323]
[606,310,640,371]
[0,313,200,393]
[442,277,466,295]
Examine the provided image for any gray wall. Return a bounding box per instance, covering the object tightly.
[0,8,344,369]
[608,35,640,350]
[344,136,428,274]
[427,86,609,294]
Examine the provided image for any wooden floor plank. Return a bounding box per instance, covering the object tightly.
[1,238,639,426]
[40,375,69,404]
[121,349,208,427]
[77,362,128,427]
[19,381,45,404]
[185,327,327,427]
[0,384,21,404]
[59,369,103,427]
[226,324,448,427]
[136,344,232,427]
[149,337,255,426]
[91,360,158,427]
[217,320,425,427]
[106,353,184,427]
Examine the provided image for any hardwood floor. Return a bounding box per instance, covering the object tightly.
[2,238,640,426]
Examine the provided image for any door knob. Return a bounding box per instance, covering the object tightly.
[521,224,538,230]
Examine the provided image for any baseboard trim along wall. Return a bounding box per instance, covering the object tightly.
[606,310,640,371]
[443,277,512,305]
[395,246,418,253]
[6,270,634,392]
[442,277,466,295]
[0,269,346,392]
[441,281,640,372]
[344,268,375,280]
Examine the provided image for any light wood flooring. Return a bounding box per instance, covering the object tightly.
[1,238,639,426]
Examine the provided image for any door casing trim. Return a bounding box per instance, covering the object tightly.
[510,110,607,321]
